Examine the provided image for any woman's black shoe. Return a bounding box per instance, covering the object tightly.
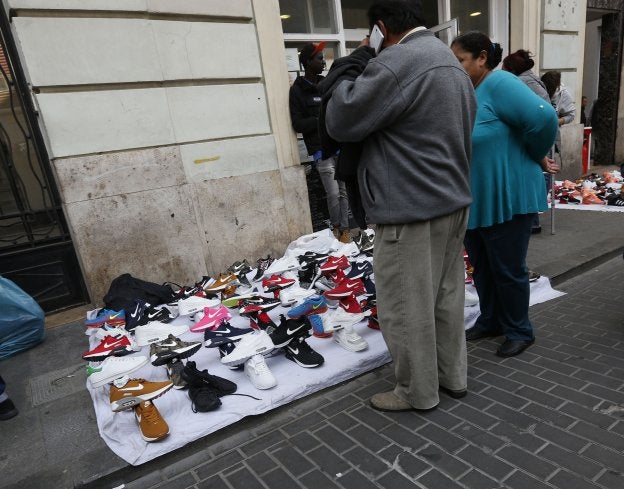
[496,339,535,357]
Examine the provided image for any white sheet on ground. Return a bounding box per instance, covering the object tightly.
[548,203,624,212]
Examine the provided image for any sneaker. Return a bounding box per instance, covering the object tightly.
[311,275,337,292]
[109,378,173,412]
[252,255,274,282]
[309,312,333,338]
[134,401,169,442]
[149,334,202,366]
[528,271,541,283]
[285,336,324,368]
[188,386,221,413]
[190,305,232,333]
[353,231,374,254]
[334,324,368,352]
[324,279,365,300]
[262,274,296,293]
[329,307,366,329]
[244,354,277,389]
[177,295,221,317]
[270,315,311,348]
[86,355,149,388]
[227,260,252,287]
[287,295,328,318]
[219,342,244,371]
[220,330,274,367]
[279,285,316,306]
[263,255,300,277]
[319,255,350,273]
[221,288,261,308]
[250,311,278,333]
[363,276,376,296]
[0,398,18,421]
[82,334,138,361]
[346,260,373,279]
[182,361,237,396]
[205,273,239,293]
[204,321,253,347]
[339,293,366,314]
[134,321,190,347]
[125,300,177,331]
[165,358,187,389]
[239,296,280,315]
[465,288,479,307]
[91,325,128,340]
[85,309,126,328]
[297,251,329,265]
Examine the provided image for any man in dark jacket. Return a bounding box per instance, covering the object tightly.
[325,0,476,412]
[289,43,351,243]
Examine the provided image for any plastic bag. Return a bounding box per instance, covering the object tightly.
[0,276,45,360]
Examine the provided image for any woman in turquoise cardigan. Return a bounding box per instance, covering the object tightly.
[451,31,559,358]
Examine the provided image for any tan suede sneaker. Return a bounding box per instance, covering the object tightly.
[134,401,169,442]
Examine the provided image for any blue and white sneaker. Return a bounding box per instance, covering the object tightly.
[346,261,373,280]
[287,295,328,318]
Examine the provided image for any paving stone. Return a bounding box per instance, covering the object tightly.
[379,424,428,451]
[536,443,603,479]
[521,403,575,429]
[550,385,603,409]
[376,470,420,489]
[459,470,504,489]
[346,423,392,453]
[328,411,359,431]
[547,469,604,489]
[595,469,624,489]
[299,469,340,489]
[466,376,491,394]
[533,356,579,376]
[348,406,394,431]
[449,404,498,429]
[532,423,589,452]
[455,446,515,481]
[153,473,197,489]
[572,369,624,390]
[377,444,405,464]
[473,363,518,381]
[559,401,618,429]
[416,422,467,452]
[195,451,245,481]
[260,467,302,489]
[508,371,556,392]
[333,469,380,489]
[571,421,624,451]
[246,451,277,477]
[487,403,538,430]
[490,421,546,452]
[458,391,496,410]
[281,411,327,436]
[555,343,601,361]
[417,468,465,489]
[195,475,228,489]
[415,444,470,479]
[289,431,321,453]
[239,429,288,456]
[514,386,564,409]
[414,406,464,430]
[306,445,351,477]
[223,467,265,489]
[583,383,624,405]
[580,444,624,471]
[503,470,554,489]
[452,423,506,452]
[383,410,429,431]
[342,446,390,478]
[496,445,557,479]
[312,425,357,454]
[319,394,362,417]
[392,450,430,478]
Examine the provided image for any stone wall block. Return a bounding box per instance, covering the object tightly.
[65,184,207,303]
[53,146,185,204]
[543,0,584,31]
[279,165,313,238]
[559,123,584,180]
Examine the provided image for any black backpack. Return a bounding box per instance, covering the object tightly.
[103,273,175,312]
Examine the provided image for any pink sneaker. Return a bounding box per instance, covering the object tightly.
[191,305,232,332]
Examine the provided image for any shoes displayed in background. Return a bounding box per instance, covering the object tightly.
[284,335,324,368]
[244,354,277,389]
[270,315,310,348]
[109,377,173,412]
[279,285,316,306]
[353,231,374,254]
[262,274,296,294]
[204,321,253,347]
[87,355,149,388]
[252,255,274,282]
[82,332,138,361]
[84,308,126,329]
[177,295,221,317]
[134,321,189,347]
[149,334,201,366]
[125,299,178,331]
[182,361,237,401]
[134,400,169,442]
[334,324,368,352]
[220,330,274,367]
[287,295,328,318]
[165,358,187,389]
[205,273,239,294]
[227,260,252,287]
[190,305,232,333]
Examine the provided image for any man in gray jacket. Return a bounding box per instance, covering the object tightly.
[325,0,476,411]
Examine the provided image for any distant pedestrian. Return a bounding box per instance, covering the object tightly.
[0,374,18,420]
[451,31,558,358]
[325,0,476,411]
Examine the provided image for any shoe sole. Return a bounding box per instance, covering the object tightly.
[220,342,274,366]
[204,331,251,347]
[285,351,323,368]
[110,383,173,412]
[151,343,202,367]
[82,345,135,362]
[334,333,368,352]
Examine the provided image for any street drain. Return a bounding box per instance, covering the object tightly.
[30,363,87,406]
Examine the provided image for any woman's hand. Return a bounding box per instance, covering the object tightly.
[541,156,560,174]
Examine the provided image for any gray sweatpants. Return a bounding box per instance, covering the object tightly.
[373,208,468,409]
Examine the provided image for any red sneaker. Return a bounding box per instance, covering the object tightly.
[339,293,364,314]
[319,255,350,273]
[82,334,136,361]
[262,274,296,293]
[324,278,365,299]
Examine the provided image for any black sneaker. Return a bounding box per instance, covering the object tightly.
[166,357,188,389]
[252,255,274,282]
[126,299,177,331]
[270,315,311,348]
[219,342,244,371]
[204,321,253,347]
[188,386,221,413]
[285,336,324,368]
[227,260,252,287]
[181,361,237,396]
[149,334,201,366]
[0,397,18,421]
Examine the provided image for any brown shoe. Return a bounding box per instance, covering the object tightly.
[370,391,415,412]
[110,378,173,412]
[134,400,169,442]
[338,230,352,244]
[205,273,239,293]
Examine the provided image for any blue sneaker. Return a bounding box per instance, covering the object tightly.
[346,261,373,280]
[287,295,328,318]
[309,313,332,338]
[84,309,126,328]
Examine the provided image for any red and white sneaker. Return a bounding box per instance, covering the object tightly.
[324,278,365,300]
[262,274,296,293]
[319,255,350,273]
[82,334,137,361]
[339,293,366,314]
[190,305,232,332]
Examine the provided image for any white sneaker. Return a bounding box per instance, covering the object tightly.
[279,285,316,306]
[86,355,148,388]
[178,296,221,316]
[263,255,300,277]
[334,324,368,352]
[334,241,360,258]
[465,288,479,307]
[220,330,274,366]
[92,325,130,340]
[328,308,366,331]
[134,321,189,347]
[244,354,277,389]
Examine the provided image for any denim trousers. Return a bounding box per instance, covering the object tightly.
[315,156,349,229]
[464,213,535,341]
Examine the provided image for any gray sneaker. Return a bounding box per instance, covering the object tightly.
[166,358,187,390]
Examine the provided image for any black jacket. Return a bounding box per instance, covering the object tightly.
[289,75,324,156]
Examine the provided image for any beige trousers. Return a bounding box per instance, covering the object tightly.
[373,208,468,409]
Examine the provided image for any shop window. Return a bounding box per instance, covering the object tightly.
[450,0,489,34]
[280,0,338,34]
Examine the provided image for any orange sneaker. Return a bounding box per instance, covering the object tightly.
[109,378,173,412]
[205,273,239,293]
[134,401,169,442]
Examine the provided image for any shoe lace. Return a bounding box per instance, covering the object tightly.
[141,402,160,424]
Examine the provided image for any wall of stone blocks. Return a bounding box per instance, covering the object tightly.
[6,0,310,302]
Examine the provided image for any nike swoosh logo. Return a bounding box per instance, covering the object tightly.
[157,341,177,348]
[312,303,323,310]
[130,304,141,319]
[289,347,299,355]
[205,311,225,320]
[119,383,144,391]
[286,324,305,335]
[147,311,162,319]
[215,327,231,334]
[102,339,124,349]
[109,313,122,319]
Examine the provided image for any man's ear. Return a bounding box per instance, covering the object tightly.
[378,20,388,39]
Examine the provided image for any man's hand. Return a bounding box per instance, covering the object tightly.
[358,37,370,48]
[541,156,560,174]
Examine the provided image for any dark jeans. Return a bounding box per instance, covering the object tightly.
[0,375,5,396]
[464,214,535,341]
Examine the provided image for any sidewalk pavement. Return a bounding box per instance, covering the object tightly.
[1,206,623,489]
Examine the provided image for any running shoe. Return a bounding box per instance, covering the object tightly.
[134,321,190,347]
[188,386,221,413]
[324,279,366,300]
[270,315,311,348]
[86,355,149,389]
[219,342,244,371]
[263,255,300,277]
[252,255,274,282]
[279,285,316,306]
[334,324,368,352]
[126,300,177,331]
[134,400,169,442]
[85,309,126,329]
[287,295,328,318]
[249,311,278,333]
[221,288,261,308]
[346,261,373,280]
[238,296,280,315]
[205,273,239,293]
[177,295,221,317]
[82,334,138,361]
[262,274,296,293]
[309,312,332,338]
[220,330,274,367]
[244,354,277,389]
[165,358,187,389]
[204,321,253,347]
[319,255,350,273]
[284,335,324,368]
[227,260,252,286]
[182,361,237,396]
[109,378,173,412]
[191,305,232,333]
[149,334,202,366]
[339,293,366,314]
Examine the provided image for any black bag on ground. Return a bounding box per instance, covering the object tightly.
[103,273,175,312]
